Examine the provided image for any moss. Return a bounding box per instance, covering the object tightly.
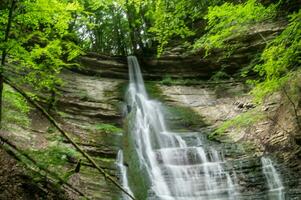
[1,142,75,197]
[24,143,85,184]
[2,84,31,130]
[209,109,265,140]
[145,81,165,100]
[241,141,258,154]
[47,126,56,133]
[25,143,81,171]
[123,113,150,200]
[115,81,129,101]
[78,90,89,101]
[116,80,164,101]
[57,111,70,118]
[165,105,206,129]
[47,133,65,142]
[93,123,123,134]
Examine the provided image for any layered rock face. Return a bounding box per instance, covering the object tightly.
[78,21,285,80]
[1,58,301,199]
[159,82,301,199]
[1,20,300,200]
[0,69,126,199]
[54,70,126,199]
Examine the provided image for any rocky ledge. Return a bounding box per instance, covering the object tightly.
[0,69,127,200]
[76,21,285,80]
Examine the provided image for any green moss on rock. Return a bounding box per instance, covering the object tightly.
[145,81,165,100]
[164,105,206,129]
[123,113,150,200]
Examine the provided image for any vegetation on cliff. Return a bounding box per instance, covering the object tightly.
[0,0,300,198]
[1,1,299,121]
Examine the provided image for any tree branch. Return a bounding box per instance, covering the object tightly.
[282,87,301,131]
[3,77,135,200]
[0,135,89,199]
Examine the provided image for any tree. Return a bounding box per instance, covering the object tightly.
[0,0,16,128]
[193,0,277,55]
[149,0,223,55]
[251,9,301,102]
[0,0,83,127]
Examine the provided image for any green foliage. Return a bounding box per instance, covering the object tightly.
[194,0,277,54]
[77,0,133,55]
[57,111,70,119]
[210,109,264,139]
[250,9,301,102]
[2,85,31,129]
[150,0,222,55]
[0,0,84,95]
[94,123,122,134]
[160,76,173,86]
[0,142,69,196]
[149,0,195,55]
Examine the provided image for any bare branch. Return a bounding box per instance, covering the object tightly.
[3,77,136,200]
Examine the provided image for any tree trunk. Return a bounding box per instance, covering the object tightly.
[125,0,138,54]
[114,10,126,55]
[0,0,16,128]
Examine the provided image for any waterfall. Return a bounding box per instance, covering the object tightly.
[116,150,134,200]
[122,56,239,200]
[261,157,285,200]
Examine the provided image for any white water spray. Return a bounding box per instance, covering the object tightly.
[123,56,239,199]
[117,150,134,200]
[261,157,285,200]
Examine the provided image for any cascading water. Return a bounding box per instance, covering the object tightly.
[122,56,239,200]
[261,157,285,200]
[117,150,134,200]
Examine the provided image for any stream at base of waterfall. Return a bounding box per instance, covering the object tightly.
[116,56,285,200]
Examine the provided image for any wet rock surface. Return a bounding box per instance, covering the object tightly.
[0,69,126,200]
[159,82,301,199]
[0,20,299,199]
[54,70,125,199]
